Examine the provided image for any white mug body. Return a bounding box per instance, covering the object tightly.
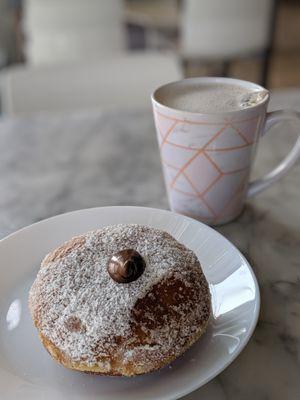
[152,77,269,225]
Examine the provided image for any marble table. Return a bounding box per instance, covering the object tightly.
[0,90,300,399]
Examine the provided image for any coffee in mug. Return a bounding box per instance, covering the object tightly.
[156,81,268,114]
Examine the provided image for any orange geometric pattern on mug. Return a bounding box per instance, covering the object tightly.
[154,109,261,223]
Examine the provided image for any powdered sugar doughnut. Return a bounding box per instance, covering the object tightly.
[29,224,211,376]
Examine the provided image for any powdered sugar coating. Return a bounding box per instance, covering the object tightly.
[29,224,210,368]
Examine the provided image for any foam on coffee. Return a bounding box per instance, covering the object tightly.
[156,82,268,114]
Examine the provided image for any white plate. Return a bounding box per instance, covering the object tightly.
[0,206,260,400]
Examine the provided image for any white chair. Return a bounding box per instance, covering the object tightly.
[180,0,276,85]
[0,52,181,115]
[24,0,125,65]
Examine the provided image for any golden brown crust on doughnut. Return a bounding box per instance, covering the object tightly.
[41,235,86,267]
[38,318,209,376]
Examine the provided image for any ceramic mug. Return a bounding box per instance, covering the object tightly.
[151,77,300,225]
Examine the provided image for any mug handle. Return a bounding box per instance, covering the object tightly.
[247,110,300,198]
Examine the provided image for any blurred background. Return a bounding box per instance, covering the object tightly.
[0,0,299,116]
